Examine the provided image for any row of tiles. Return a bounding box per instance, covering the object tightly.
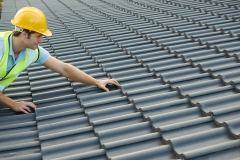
[1,0,240,159]
[124,0,240,21]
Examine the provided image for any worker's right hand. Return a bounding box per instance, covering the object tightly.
[11,101,37,114]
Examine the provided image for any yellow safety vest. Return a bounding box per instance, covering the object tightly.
[0,31,39,91]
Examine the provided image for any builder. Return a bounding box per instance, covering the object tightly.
[0,7,120,114]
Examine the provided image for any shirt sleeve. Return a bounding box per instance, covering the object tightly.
[35,45,51,64]
[0,37,4,61]
[0,38,5,92]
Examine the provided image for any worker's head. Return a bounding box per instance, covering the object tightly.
[11,6,52,49]
[11,6,52,36]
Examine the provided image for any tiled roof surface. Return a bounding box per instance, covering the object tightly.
[0,0,240,159]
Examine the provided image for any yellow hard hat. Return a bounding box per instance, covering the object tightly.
[11,7,52,36]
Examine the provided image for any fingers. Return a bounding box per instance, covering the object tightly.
[97,79,120,92]
[111,79,120,86]
[23,102,36,114]
[97,83,109,92]
[21,108,29,114]
[102,86,109,92]
[13,101,37,114]
[107,79,120,86]
[26,102,37,110]
[22,105,32,114]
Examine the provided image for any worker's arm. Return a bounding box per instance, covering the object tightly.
[0,92,36,114]
[43,56,120,91]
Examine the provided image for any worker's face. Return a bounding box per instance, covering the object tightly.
[24,32,43,50]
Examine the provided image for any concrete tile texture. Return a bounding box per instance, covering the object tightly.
[0,0,240,159]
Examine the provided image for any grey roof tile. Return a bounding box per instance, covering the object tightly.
[104,63,143,73]
[87,103,135,121]
[53,151,107,160]
[93,112,143,132]
[82,41,116,49]
[154,63,193,76]
[140,98,189,116]
[3,153,42,160]
[0,113,36,129]
[184,29,221,39]
[148,31,178,42]
[161,39,194,48]
[1,0,240,159]
[170,127,239,159]
[161,117,215,140]
[96,55,132,64]
[0,148,42,160]
[110,68,149,79]
[145,58,187,70]
[213,21,240,31]
[166,42,207,53]
[29,77,70,92]
[114,72,156,85]
[0,130,39,148]
[218,70,240,84]
[134,50,172,61]
[148,107,203,129]
[121,78,162,93]
[208,63,240,77]
[36,101,83,119]
[116,38,151,48]
[207,38,240,49]
[94,51,127,61]
[78,36,108,43]
[126,83,171,101]
[105,135,164,158]
[189,85,236,104]
[32,87,75,101]
[110,145,175,160]
[214,41,240,52]
[103,132,161,150]
[80,89,122,104]
[192,57,238,71]
[198,34,233,44]
[159,67,201,81]
[133,91,180,109]
[38,116,90,139]
[170,72,212,88]
[191,145,240,160]
[155,36,192,46]
[41,137,103,160]
[79,90,128,111]
[98,121,152,143]
[177,49,218,61]
[33,94,78,108]
[82,96,129,111]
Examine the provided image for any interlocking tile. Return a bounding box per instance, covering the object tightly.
[1,0,240,159]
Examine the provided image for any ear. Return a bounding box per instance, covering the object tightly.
[21,31,28,39]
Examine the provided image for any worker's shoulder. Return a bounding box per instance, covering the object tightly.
[0,37,4,48]
[0,36,4,42]
[0,37,4,46]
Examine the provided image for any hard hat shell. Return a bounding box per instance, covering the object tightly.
[11,7,52,36]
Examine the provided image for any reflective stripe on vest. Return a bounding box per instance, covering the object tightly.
[0,31,39,91]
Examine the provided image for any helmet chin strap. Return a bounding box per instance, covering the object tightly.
[14,26,24,32]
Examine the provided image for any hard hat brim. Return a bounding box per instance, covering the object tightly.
[42,29,52,36]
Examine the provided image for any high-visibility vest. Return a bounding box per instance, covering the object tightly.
[0,31,39,91]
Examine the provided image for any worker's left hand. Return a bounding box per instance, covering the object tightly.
[97,79,120,92]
